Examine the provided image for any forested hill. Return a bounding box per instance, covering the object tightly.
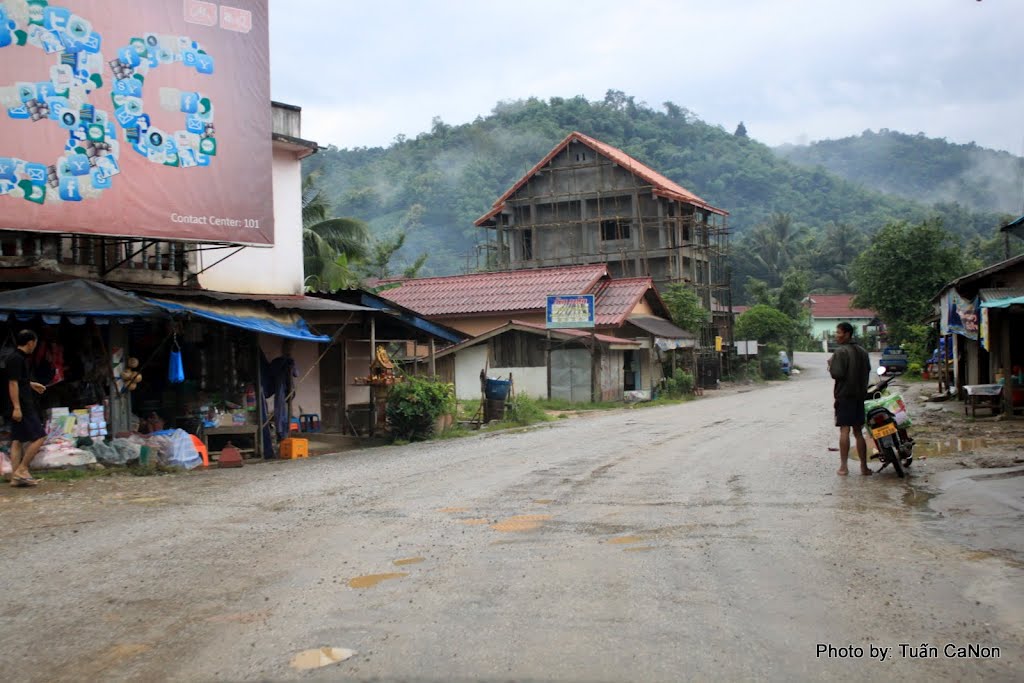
[304,92,1009,278]
[776,130,1024,215]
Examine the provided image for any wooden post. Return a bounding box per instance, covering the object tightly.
[369,315,376,437]
[591,331,599,403]
[429,337,436,377]
[546,330,552,400]
[255,337,263,459]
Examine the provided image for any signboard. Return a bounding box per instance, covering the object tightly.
[734,340,758,356]
[546,294,595,329]
[0,0,273,245]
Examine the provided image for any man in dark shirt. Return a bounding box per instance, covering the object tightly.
[2,330,47,486]
[828,322,872,476]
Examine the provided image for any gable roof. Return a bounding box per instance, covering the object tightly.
[379,264,608,317]
[590,277,667,326]
[377,266,669,328]
[805,294,876,320]
[474,131,727,226]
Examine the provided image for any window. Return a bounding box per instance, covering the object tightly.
[575,152,587,162]
[521,229,533,260]
[601,220,630,241]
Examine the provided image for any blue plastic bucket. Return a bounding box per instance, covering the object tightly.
[485,377,511,400]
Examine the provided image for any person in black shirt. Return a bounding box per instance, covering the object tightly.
[2,330,47,486]
[828,322,872,476]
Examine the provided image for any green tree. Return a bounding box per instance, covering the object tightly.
[302,174,371,291]
[661,283,711,332]
[735,305,796,346]
[734,121,748,138]
[850,219,973,343]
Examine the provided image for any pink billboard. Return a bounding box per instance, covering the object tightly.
[0,0,273,245]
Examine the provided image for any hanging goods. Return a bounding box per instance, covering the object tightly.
[168,334,185,384]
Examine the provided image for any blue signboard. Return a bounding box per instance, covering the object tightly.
[546,294,595,329]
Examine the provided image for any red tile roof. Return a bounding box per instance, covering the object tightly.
[806,294,876,320]
[475,131,727,226]
[378,264,608,316]
[377,266,667,328]
[591,277,661,326]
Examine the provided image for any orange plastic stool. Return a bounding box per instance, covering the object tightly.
[189,434,210,467]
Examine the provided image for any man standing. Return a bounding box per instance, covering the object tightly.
[829,322,872,476]
[2,330,47,487]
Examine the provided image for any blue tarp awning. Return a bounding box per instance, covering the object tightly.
[0,280,331,342]
[0,280,167,320]
[146,298,331,342]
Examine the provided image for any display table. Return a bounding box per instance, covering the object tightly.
[963,384,1003,417]
[203,425,258,458]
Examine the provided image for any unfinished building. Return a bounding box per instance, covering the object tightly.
[474,131,731,349]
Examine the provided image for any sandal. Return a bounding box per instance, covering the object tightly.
[10,476,39,487]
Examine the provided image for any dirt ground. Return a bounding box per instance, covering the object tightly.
[900,379,1024,471]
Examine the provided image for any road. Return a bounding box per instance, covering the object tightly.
[1,352,1021,682]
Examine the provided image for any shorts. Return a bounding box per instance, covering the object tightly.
[10,411,47,443]
[834,398,865,427]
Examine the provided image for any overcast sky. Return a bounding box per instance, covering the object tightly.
[269,0,1020,155]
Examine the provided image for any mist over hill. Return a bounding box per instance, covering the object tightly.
[304,92,1014,281]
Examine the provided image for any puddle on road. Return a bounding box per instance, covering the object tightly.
[606,535,645,545]
[438,507,468,513]
[491,514,551,532]
[534,499,554,505]
[393,557,425,566]
[915,438,995,457]
[902,487,937,510]
[459,518,491,526]
[623,546,657,553]
[347,572,408,589]
[290,647,356,670]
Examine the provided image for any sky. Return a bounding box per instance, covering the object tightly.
[269,0,1021,155]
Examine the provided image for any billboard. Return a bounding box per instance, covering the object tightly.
[546,294,595,329]
[0,0,273,245]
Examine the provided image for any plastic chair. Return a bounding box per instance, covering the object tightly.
[299,413,321,433]
[189,434,210,467]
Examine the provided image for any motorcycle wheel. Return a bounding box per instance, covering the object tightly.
[887,447,905,478]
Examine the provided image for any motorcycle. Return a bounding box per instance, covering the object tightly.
[864,367,914,477]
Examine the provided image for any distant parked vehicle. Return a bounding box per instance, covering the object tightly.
[778,350,791,376]
[880,346,909,375]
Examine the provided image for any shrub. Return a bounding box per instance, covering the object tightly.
[908,361,923,376]
[662,368,695,398]
[385,376,456,441]
[505,394,552,425]
[759,343,786,380]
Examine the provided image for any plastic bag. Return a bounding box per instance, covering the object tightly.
[168,349,185,384]
[864,393,911,427]
[149,429,202,470]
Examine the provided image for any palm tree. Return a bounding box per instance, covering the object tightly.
[302,174,371,291]
[748,213,808,286]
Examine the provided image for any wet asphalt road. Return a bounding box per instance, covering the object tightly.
[1,352,1022,682]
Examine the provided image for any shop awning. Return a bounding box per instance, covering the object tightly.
[0,279,167,323]
[979,287,1024,309]
[146,298,331,342]
[627,314,695,340]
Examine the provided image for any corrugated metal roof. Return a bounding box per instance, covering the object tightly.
[475,131,727,226]
[431,319,639,360]
[627,314,694,339]
[378,265,608,316]
[806,294,876,320]
[126,286,371,312]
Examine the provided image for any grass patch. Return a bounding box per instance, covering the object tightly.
[536,398,621,411]
[35,467,113,482]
